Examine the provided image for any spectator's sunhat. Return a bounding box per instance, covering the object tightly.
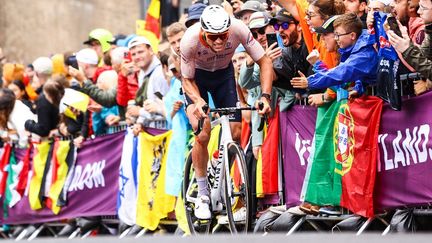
[186,3,207,28]
[76,48,99,65]
[248,11,271,29]
[32,57,53,75]
[238,1,266,17]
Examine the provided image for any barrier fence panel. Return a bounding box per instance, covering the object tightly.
[1,132,125,225]
[281,92,432,213]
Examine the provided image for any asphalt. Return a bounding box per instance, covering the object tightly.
[3,233,432,243]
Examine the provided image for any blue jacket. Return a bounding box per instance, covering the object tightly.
[307,30,378,90]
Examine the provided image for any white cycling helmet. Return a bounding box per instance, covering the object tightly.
[200,5,231,34]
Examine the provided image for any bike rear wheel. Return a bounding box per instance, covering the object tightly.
[182,152,214,234]
[223,142,251,234]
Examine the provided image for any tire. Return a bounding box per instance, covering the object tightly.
[223,142,251,234]
[182,152,213,234]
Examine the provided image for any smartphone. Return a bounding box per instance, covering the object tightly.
[124,51,132,62]
[387,16,402,37]
[266,33,279,48]
[183,7,189,14]
[154,92,163,100]
[65,55,79,70]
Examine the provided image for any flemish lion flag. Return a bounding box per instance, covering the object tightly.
[136,130,175,230]
[305,96,382,218]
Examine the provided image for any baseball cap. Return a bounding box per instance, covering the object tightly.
[33,57,53,75]
[269,9,298,25]
[127,36,151,50]
[313,15,340,34]
[76,48,99,65]
[237,1,266,17]
[185,3,207,28]
[248,11,271,29]
[109,34,127,45]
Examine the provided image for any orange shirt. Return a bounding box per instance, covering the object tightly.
[296,0,338,98]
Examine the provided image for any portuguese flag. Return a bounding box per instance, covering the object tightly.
[304,96,383,218]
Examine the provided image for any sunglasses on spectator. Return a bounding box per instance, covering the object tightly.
[273,22,293,31]
[334,32,352,40]
[206,32,229,41]
[251,27,267,39]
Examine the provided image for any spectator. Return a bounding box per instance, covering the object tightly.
[7,80,35,113]
[393,0,425,45]
[25,80,65,138]
[119,36,169,133]
[91,71,120,135]
[83,28,113,66]
[167,22,187,55]
[0,88,36,147]
[32,57,53,94]
[76,48,100,83]
[291,13,377,93]
[185,3,207,28]
[387,0,432,83]
[343,0,368,27]
[1,63,24,88]
[237,0,266,25]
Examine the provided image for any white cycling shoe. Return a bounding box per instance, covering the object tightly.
[194,195,211,220]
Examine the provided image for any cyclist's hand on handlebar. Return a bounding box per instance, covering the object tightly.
[256,97,271,116]
[193,99,208,120]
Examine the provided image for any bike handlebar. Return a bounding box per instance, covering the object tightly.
[194,102,267,136]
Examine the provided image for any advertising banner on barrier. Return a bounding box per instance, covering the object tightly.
[280,105,316,208]
[281,92,432,213]
[375,92,432,210]
[2,132,125,224]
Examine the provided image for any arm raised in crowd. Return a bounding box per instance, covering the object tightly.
[81,81,118,107]
[388,22,432,82]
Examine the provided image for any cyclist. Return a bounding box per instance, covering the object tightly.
[180,5,273,220]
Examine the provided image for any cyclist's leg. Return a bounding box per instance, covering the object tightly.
[184,70,212,219]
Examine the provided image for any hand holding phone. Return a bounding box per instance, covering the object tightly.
[386,16,402,37]
[124,51,132,62]
[266,33,279,49]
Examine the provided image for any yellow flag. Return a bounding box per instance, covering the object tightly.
[28,141,51,210]
[136,131,176,230]
[136,20,160,53]
[48,140,71,214]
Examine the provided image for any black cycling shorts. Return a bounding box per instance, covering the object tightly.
[185,63,241,122]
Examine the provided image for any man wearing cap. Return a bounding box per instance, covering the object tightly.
[237,0,266,25]
[83,28,113,66]
[32,57,53,95]
[119,36,169,133]
[76,48,99,82]
[239,10,310,159]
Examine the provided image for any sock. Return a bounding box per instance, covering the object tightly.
[196,176,209,197]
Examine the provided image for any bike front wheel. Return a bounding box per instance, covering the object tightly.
[223,142,251,234]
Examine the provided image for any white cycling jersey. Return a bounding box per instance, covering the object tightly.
[180,18,265,79]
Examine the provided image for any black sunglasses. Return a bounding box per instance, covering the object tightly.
[251,27,267,39]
